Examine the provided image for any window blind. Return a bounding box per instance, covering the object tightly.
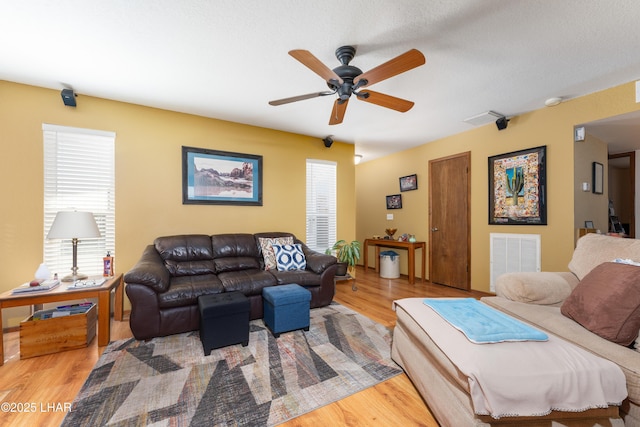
[306,159,337,252]
[42,124,116,278]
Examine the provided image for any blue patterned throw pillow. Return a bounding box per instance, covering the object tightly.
[272,244,307,271]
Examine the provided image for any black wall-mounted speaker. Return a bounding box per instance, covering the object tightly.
[61,89,77,107]
[322,136,333,148]
[495,116,509,130]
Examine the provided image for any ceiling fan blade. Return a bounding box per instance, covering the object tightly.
[354,49,425,88]
[358,90,415,112]
[289,50,343,85]
[329,99,348,125]
[269,91,334,106]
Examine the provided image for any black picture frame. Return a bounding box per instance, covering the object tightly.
[386,194,402,209]
[182,146,263,206]
[592,162,603,194]
[584,220,594,228]
[399,174,418,192]
[488,145,547,225]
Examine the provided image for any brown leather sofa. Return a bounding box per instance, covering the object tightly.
[124,232,338,340]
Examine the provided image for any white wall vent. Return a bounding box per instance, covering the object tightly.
[490,233,541,292]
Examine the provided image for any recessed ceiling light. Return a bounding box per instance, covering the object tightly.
[545,97,562,107]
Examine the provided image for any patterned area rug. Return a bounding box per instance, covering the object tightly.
[62,303,401,426]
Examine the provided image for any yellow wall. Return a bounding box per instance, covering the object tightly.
[2,79,639,313]
[0,81,355,326]
[356,81,640,292]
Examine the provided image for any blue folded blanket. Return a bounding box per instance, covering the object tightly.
[422,298,548,344]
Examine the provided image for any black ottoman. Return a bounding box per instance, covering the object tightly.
[198,292,250,355]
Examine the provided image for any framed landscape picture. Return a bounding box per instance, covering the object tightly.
[182,146,263,205]
[488,145,547,225]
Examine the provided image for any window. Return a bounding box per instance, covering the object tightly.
[306,159,336,252]
[43,124,116,277]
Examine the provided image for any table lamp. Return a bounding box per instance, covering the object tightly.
[47,210,101,282]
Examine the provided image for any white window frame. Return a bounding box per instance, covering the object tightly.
[43,124,116,278]
[306,159,337,252]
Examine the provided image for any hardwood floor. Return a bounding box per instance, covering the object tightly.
[0,267,488,427]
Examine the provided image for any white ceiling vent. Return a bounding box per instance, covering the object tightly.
[463,111,503,126]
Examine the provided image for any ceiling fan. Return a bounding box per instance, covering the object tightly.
[269,46,426,125]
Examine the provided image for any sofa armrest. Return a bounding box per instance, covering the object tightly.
[124,244,171,293]
[495,271,579,306]
[301,245,337,274]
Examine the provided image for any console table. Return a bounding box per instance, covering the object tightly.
[363,239,426,284]
[0,274,124,365]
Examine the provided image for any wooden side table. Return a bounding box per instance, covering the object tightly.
[0,274,124,365]
[363,239,426,284]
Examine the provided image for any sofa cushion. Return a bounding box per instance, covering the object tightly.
[269,269,322,286]
[211,234,261,272]
[561,262,640,346]
[258,236,294,270]
[214,256,260,273]
[273,243,306,271]
[155,235,215,276]
[569,233,640,280]
[495,271,577,306]
[157,274,224,308]
[218,269,277,296]
[211,233,260,257]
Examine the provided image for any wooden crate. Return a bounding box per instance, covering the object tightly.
[20,304,97,359]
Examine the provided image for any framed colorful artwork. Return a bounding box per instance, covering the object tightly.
[488,145,547,225]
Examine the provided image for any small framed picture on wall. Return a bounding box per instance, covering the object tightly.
[399,174,418,192]
[592,162,603,194]
[386,194,402,209]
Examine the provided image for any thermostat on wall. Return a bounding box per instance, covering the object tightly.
[574,126,585,142]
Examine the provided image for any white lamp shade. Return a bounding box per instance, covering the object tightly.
[47,211,101,239]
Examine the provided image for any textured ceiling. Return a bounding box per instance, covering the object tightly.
[1,1,640,161]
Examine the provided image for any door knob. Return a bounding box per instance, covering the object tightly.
[431,227,439,232]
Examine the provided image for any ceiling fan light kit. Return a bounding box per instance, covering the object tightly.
[269,45,425,125]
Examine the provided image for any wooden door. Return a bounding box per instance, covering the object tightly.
[429,152,470,290]
[608,152,635,238]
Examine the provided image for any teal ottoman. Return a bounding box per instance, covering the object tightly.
[262,284,311,338]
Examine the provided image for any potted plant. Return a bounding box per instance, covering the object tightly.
[326,240,361,277]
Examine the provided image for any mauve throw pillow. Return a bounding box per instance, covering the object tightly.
[561,262,640,346]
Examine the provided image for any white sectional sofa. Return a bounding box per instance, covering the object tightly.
[392,233,640,426]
